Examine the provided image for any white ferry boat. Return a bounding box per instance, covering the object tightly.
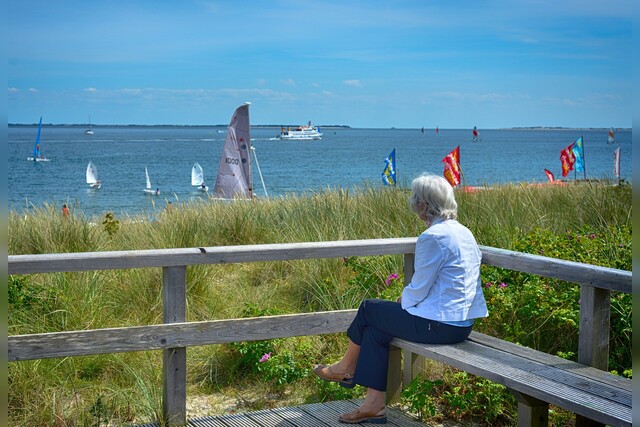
[278,121,322,140]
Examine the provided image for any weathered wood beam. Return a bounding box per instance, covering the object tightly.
[7,239,417,274]
[8,310,357,362]
[9,241,630,293]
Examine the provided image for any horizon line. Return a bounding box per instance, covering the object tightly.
[8,123,630,131]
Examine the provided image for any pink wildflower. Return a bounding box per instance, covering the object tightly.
[385,273,400,286]
[485,282,492,288]
[259,352,272,363]
[499,282,508,288]
[589,234,596,239]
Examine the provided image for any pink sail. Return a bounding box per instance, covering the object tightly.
[212,103,253,199]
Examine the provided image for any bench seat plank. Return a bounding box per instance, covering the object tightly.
[467,333,630,406]
[391,338,631,427]
[468,332,631,392]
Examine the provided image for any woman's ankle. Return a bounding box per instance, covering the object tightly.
[362,390,386,411]
[332,361,354,375]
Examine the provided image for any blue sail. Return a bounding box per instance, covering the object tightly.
[33,116,42,158]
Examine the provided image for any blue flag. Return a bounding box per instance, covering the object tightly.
[381,149,396,186]
[571,136,584,172]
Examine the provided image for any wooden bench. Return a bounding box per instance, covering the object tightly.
[8,239,632,426]
[387,332,632,427]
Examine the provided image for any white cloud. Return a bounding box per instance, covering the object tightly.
[28,88,38,93]
[433,91,465,100]
[432,91,530,103]
[8,87,19,93]
[280,78,296,86]
[118,88,143,96]
[344,80,362,87]
[84,87,98,92]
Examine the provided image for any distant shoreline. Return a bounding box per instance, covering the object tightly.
[7,123,630,131]
[8,123,353,129]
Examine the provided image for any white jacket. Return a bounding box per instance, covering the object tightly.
[401,217,489,322]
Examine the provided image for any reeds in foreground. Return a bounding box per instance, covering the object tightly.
[8,181,631,426]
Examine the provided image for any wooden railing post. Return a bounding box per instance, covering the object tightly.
[162,266,187,426]
[510,390,549,427]
[576,285,610,427]
[386,346,402,404]
[578,285,611,369]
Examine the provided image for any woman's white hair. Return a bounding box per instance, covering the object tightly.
[409,173,458,222]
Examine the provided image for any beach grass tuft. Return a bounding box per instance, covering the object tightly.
[8,181,631,426]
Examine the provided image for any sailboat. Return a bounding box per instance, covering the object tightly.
[27,117,50,162]
[472,126,479,142]
[607,127,614,144]
[143,166,160,195]
[86,161,101,189]
[191,162,208,192]
[212,102,267,199]
[85,115,94,135]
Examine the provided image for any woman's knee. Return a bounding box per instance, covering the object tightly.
[364,325,393,346]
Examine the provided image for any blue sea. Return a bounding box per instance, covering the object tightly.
[8,126,632,219]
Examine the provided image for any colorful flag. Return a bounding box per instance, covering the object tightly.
[442,146,461,186]
[381,149,396,186]
[560,143,575,177]
[571,136,584,172]
[613,146,621,178]
[544,169,555,182]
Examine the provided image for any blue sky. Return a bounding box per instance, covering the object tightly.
[7,0,632,128]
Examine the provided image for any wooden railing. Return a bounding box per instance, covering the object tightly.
[8,239,631,426]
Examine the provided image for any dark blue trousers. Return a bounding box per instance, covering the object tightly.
[347,299,473,391]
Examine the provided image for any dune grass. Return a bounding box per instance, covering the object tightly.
[8,181,632,426]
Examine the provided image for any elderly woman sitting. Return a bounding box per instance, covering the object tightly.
[313,173,488,424]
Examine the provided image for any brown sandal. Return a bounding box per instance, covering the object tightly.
[313,364,355,388]
[339,407,387,424]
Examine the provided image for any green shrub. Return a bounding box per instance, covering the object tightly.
[8,183,631,425]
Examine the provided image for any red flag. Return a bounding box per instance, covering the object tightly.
[442,146,461,186]
[544,169,555,182]
[560,143,575,177]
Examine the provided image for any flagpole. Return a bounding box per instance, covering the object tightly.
[582,135,586,180]
[616,146,620,186]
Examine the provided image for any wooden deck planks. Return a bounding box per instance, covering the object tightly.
[244,408,298,427]
[271,406,337,427]
[131,400,427,427]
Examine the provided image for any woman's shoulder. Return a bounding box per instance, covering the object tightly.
[423,219,477,245]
